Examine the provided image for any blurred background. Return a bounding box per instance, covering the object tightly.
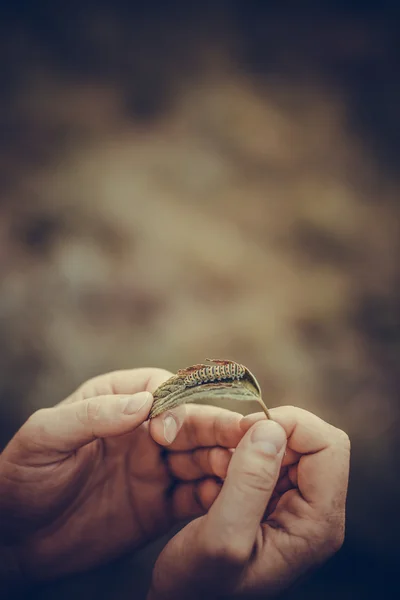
[1,1,399,598]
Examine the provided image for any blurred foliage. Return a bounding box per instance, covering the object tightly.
[1,1,399,598]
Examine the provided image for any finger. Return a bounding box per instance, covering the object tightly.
[172,478,223,521]
[257,406,350,511]
[275,469,294,494]
[167,447,233,481]
[17,392,153,459]
[202,419,287,561]
[63,367,186,446]
[288,464,298,488]
[241,412,301,466]
[61,368,173,404]
[148,405,187,446]
[243,406,350,533]
[151,404,244,451]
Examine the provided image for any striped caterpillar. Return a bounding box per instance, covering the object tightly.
[149,358,270,419]
[181,358,245,387]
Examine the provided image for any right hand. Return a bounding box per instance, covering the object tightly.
[149,406,350,599]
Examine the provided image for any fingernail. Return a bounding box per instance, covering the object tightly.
[122,392,152,414]
[251,420,286,455]
[163,414,178,444]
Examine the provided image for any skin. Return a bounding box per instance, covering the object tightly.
[148,407,351,599]
[0,368,246,587]
[0,369,350,599]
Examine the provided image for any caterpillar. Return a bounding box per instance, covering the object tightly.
[179,359,245,387]
[149,358,270,419]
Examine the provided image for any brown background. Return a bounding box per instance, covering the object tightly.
[1,1,399,598]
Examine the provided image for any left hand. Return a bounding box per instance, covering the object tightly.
[0,369,245,585]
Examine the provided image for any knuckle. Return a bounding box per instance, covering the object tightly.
[74,375,98,398]
[209,447,228,476]
[278,405,305,417]
[201,447,214,473]
[240,462,277,494]
[336,428,351,449]
[15,408,55,453]
[79,399,101,424]
[329,425,351,451]
[274,405,316,424]
[23,408,50,435]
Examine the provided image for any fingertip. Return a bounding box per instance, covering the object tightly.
[149,405,187,446]
[210,447,232,479]
[240,411,268,433]
[120,391,153,415]
[249,419,287,455]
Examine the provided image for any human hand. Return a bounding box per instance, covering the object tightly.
[148,406,350,599]
[0,369,246,588]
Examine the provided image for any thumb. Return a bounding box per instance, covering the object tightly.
[203,419,287,562]
[148,420,287,600]
[14,392,152,459]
